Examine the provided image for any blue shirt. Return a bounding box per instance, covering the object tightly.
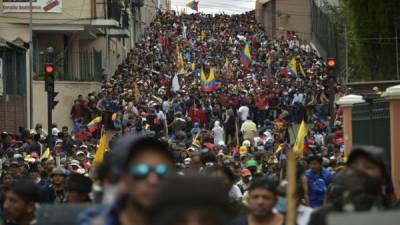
[305,168,332,208]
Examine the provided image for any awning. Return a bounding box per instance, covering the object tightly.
[108,29,130,38]
[259,0,271,5]
[0,36,28,50]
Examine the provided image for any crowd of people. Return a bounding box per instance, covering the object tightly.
[0,10,397,225]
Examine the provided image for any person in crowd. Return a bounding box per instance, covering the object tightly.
[41,167,66,203]
[84,136,175,225]
[64,173,92,204]
[150,175,233,225]
[3,179,40,225]
[212,121,225,145]
[232,177,284,225]
[302,154,332,208]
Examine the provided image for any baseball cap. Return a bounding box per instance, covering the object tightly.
[80,144,88,149]
[70,160,82,169]
[246,159,258,168]
[241,169,251,177]
[239,146,248,155]
[76,151,85,156]
[51,167,66,176]
[65,173,92,193]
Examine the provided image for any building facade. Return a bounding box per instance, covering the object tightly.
[255,0,311,41]
[0,0,170,131]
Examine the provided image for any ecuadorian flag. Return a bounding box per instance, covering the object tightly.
[87,116,102,133]
[240,43,252,70]
[200,67,217,93]
[186,1,199,12]
[288,57,298,79]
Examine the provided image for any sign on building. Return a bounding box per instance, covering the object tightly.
[3,0,63,13]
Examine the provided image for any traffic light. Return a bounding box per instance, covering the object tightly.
[327,58,337,70]
[44,63,55,92]
[51,91,59,110]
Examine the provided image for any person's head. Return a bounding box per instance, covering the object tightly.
[3,179,40,224]
[246,159,258,175]
[45,159,56,172]
[347,146,386,180]
[51,167,66,186]
[247,178,279,219]
[211,166,236,187]
[28,164,40,181]
[64,173,92,203]
[121,136,175,208]
[2,172,13,188]
[151,175,232,225]
[241,169,252,182]
[35,123,42,132]
[306,154,322,173]
[76,150,87,162]
[9,160,21,177]
[62,126,69,136]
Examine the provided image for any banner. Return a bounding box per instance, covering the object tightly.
[3,0,63,13]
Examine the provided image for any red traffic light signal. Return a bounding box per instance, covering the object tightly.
[327,58,336,69]
[45,63,55,74]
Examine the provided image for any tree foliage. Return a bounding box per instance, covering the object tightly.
[343,0,400,81]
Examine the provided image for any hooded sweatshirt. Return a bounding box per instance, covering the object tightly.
[212,121,225,145]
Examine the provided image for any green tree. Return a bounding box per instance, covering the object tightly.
[343,0,400,81]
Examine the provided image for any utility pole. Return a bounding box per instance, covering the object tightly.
[44,47,58,147]
[395,20,399,80]
[345,24,349,84]
[29,0,33,128]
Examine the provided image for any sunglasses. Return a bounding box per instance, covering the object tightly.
[130,163,171,180]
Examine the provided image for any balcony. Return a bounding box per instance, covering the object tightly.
[91,19,119,28]
[132,0,144,7]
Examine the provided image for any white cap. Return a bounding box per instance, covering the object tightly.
[76,151,85,156]
[242,140,251,147]
[184,158,191,165]
[70,160,82,168]
[52,128,60,136]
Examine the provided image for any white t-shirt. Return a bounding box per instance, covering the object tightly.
[229,185,243,200]
[238,106,249,121]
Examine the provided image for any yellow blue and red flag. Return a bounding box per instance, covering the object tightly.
[87,116,102,133]
[240,43,252,70]
[200,67,217,93]
[186,1,199,12]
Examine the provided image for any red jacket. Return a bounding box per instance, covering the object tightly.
[255,95,268,110]
[230,96,240,108]
[188,106,207,127]
[220,96,229,107]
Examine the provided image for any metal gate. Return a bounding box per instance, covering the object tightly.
[352,96,391,166]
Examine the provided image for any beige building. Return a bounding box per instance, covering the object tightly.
[255,0,311,41]
[0,0,170,131]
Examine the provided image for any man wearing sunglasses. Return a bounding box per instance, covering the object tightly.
[86,136,175,225]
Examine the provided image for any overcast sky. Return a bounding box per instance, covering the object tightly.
[171,0,256,15]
